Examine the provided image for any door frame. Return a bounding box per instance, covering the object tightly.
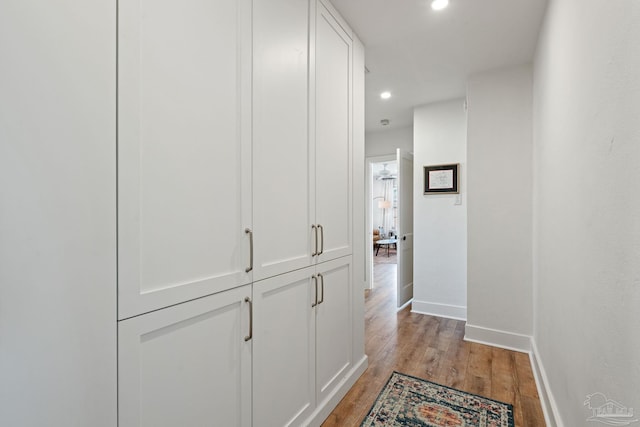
[365,154,396,290]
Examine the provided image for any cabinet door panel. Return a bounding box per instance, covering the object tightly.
[252,0,313,281]
[316,257,352,403]
[253,267,316,426]
[118,285,251,427]
[314,4,352,262]
[118,0,252,319]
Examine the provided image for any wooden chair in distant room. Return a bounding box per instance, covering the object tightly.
[373,228,381,249]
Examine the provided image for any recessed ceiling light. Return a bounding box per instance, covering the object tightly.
[431,0,449,11]
[380,91,391,99]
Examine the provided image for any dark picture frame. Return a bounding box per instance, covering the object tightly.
[424,163,459,194]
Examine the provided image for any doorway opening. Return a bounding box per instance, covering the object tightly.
[367,156,398,307]
[372,161,398,263]
[366,155,396,290]
[366,152,414,309]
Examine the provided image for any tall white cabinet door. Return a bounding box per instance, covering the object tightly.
[314,2,353,263]
[315,256,352,403]
[252,0,314,281]
[118,285,252,427]
[253,267,316,426]
[117,0,252,319]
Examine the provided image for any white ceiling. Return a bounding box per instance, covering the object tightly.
[330,0,548,133]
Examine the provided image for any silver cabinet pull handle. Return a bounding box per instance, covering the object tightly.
[311,225,318,256]
[317,273,324,305]
[311,275,318,307]
[244,297,253,342]
[245,228,253,273]
[318,224,324,255]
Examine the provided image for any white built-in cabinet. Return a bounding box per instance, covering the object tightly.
[253,257,352,426]
[315,258,353,403]
[117,0,364,425]
[118,285,252,427]
[313,2,353,264]
[252,0,352,281]
[253,268,317,426]
[252,0,312,281]
[117,0,253,320]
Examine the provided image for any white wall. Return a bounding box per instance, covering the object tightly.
[365,125,413,157]
[412,99,467,320]
[0,1,117,426]
[465,65,533,351]
[532,1,640,425]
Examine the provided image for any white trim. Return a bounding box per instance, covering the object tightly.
[304,355,368,427]
[530,340,563,427]
[397,298,412,312]
[318,0,353,40]
[368,154,397,163]
[463,324,531,353]
[411,300,467,321]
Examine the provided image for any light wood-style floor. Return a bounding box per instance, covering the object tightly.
[322,260,546,427]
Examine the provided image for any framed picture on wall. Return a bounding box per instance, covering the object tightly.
[424,163,459,194]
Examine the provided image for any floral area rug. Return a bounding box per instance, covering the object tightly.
[361,372,514,427]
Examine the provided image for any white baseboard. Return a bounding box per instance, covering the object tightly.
[530,340,563,427]
[463,324,531,353]
[397,298,413,312]
[305,355,369,427]
[411,300,467,321]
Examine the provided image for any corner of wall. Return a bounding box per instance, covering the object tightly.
[529,339,564,427]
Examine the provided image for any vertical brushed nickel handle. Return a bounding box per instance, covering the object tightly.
[244,297,253,342]
[318,224,324,255]
[311,225,318,256]
[311,275,318,307]
[245,228,253,273]
[317,273,324,305]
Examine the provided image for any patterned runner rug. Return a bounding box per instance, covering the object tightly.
[361,372,514,427]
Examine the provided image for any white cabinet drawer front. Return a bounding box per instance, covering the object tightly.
[118,0,252,318]
[118,286,252,427]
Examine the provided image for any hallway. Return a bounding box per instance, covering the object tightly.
[322,262,545,426]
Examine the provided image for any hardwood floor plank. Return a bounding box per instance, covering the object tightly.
[439,338,471,390]
[323,261,545,426]
[514,352,540,398]
[520,395,547,427]
[464,343,493,396]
